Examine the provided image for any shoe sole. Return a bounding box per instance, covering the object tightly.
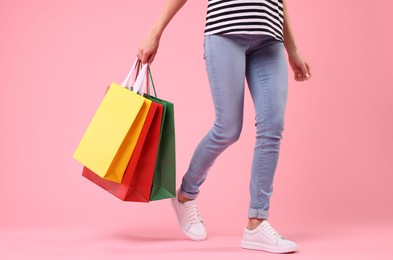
[170,198,207,241]
[241,241,298,254]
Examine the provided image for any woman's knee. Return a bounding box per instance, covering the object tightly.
[210,124,242,146]
[256,118,285,142]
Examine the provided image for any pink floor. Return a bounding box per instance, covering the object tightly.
[1,222,392,260]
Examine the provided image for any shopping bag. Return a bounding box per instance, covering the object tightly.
[146,68,176,201]
[122,102,163,201]
[82,99,163,201]
[73,60,151,183]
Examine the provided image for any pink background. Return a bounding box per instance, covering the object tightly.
[1,0,392,259]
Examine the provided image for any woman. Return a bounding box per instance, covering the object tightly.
[138,0,311,253]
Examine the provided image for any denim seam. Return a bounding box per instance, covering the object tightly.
[250,52,268,213]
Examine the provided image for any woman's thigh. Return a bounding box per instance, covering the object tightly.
[245,39,288,134]
[204,35,250,132]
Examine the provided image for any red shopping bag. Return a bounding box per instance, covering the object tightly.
[82,101,163,202]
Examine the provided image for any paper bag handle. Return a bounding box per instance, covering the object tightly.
[132,64,148,94]
[120,58,139,88]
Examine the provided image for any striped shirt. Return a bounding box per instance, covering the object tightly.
[204,0,284,41]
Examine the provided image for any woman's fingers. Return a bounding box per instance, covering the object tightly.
[147,52,156,64]
[137,48,154,64]
[294,63,311,81]
[288,51,311,82]
[141,51,150,64]
[137,34,160,64]
[305,62,311,78]
[300,63,310,80]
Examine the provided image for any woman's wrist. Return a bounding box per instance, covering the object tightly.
[148,25,163,41]
[284,42,299,57]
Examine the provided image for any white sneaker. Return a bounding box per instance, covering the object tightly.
[171,191,207,241]
[241,220,298,253]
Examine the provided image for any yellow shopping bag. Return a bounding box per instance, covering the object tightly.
[73,61,151,183]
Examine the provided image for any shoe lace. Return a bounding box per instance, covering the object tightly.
[184,201,203,224]
[260,221,284,240]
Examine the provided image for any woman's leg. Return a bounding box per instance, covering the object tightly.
[180,34,250,199]
[241,36,297,253]
[245,36,289,221]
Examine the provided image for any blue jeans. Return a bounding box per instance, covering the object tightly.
[180,34,288,220]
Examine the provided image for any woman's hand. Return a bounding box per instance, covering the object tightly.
[288,50,311,82]
[136,0,188,64]
[282,1,311,82]
[137,31,161,64]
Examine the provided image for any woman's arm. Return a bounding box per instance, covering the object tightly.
[283,0,311,81]
[137,0,187,64]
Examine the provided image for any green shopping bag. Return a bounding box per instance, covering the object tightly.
[144,68,176,201]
